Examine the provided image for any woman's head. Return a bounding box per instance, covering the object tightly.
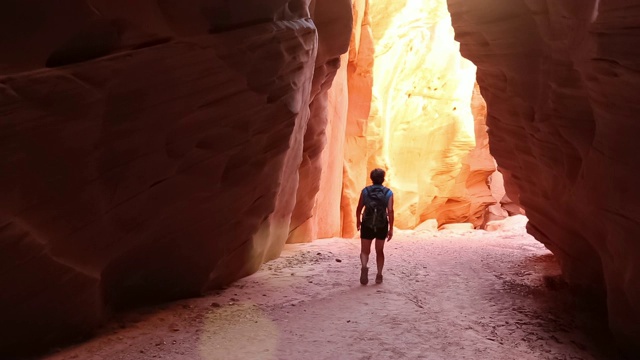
[370,168,386,185]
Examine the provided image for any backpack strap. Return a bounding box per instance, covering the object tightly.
[382,187,390,205]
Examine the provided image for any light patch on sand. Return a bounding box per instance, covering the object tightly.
[198,303,279,360]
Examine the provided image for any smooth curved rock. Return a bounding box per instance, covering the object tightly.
[340,0,375,238]
[0,0,351,354]
[415,218,439,232]
[286,0,352,244]
[439,222,474,231]
[448,0,640,351]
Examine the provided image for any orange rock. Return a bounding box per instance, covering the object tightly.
[314,53,350,239]
[341,0,374,238]
[286,0,353,244]
[337,0,497,232]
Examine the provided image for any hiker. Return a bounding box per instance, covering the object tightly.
[356,168,394,285]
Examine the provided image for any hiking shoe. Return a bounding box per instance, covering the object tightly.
[375,274,383,284]
[360,267,369,285]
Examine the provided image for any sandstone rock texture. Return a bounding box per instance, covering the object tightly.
[447,0,640,351]
[340,0,376,238]
[286,0,352,244]
[0,0,351,353]
[339,0,497,236]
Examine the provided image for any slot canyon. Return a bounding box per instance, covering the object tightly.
[0,0,638,359]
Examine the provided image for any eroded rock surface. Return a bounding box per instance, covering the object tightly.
[285,0,352,244]
[448,0,640,351]
[339,0,496,234]
[340,0,375,238]
[0,0,351,353]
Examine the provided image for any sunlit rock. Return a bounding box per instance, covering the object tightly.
[339,0,495,233]
[431,83,496,228]
[340,0,375,238]
[486,215,529,233]
[313,52,350,239]
[415,219,439,232]
[440,223,474,231]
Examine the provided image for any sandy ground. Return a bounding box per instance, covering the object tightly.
[41,217,621,360]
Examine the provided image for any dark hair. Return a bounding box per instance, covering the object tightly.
[370,168,386,185]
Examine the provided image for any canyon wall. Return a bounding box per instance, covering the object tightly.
[340,0,496,235]
[0,0,527,354]
[0,0,351,353]
[340,0,376,238]
[447,0,640,351]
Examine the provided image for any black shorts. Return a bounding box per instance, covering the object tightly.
[361,225,388,240]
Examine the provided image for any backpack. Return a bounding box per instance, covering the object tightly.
[362,185,390,231]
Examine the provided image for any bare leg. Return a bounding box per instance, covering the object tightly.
[360,239,373,268]
[375,240,385,283]
[360,239,373,284]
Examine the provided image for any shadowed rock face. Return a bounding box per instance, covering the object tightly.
[0,0,351,353]
[447,0,640,351]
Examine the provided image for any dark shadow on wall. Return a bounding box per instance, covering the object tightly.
[510,253,627,360]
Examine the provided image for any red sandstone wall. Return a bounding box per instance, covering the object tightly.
[448,0,640,351]
[0,0,351,353]
[286,0,352,244]
[341,0,375,238]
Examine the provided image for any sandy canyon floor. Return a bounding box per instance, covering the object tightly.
[42,217,621,360]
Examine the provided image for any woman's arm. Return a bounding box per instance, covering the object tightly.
[356,192,364,230]
[387,195,394,241]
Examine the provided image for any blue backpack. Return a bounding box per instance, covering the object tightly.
[362,185,390,231]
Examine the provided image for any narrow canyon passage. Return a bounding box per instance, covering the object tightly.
[43,220,619,360]
[3,0,640,356]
